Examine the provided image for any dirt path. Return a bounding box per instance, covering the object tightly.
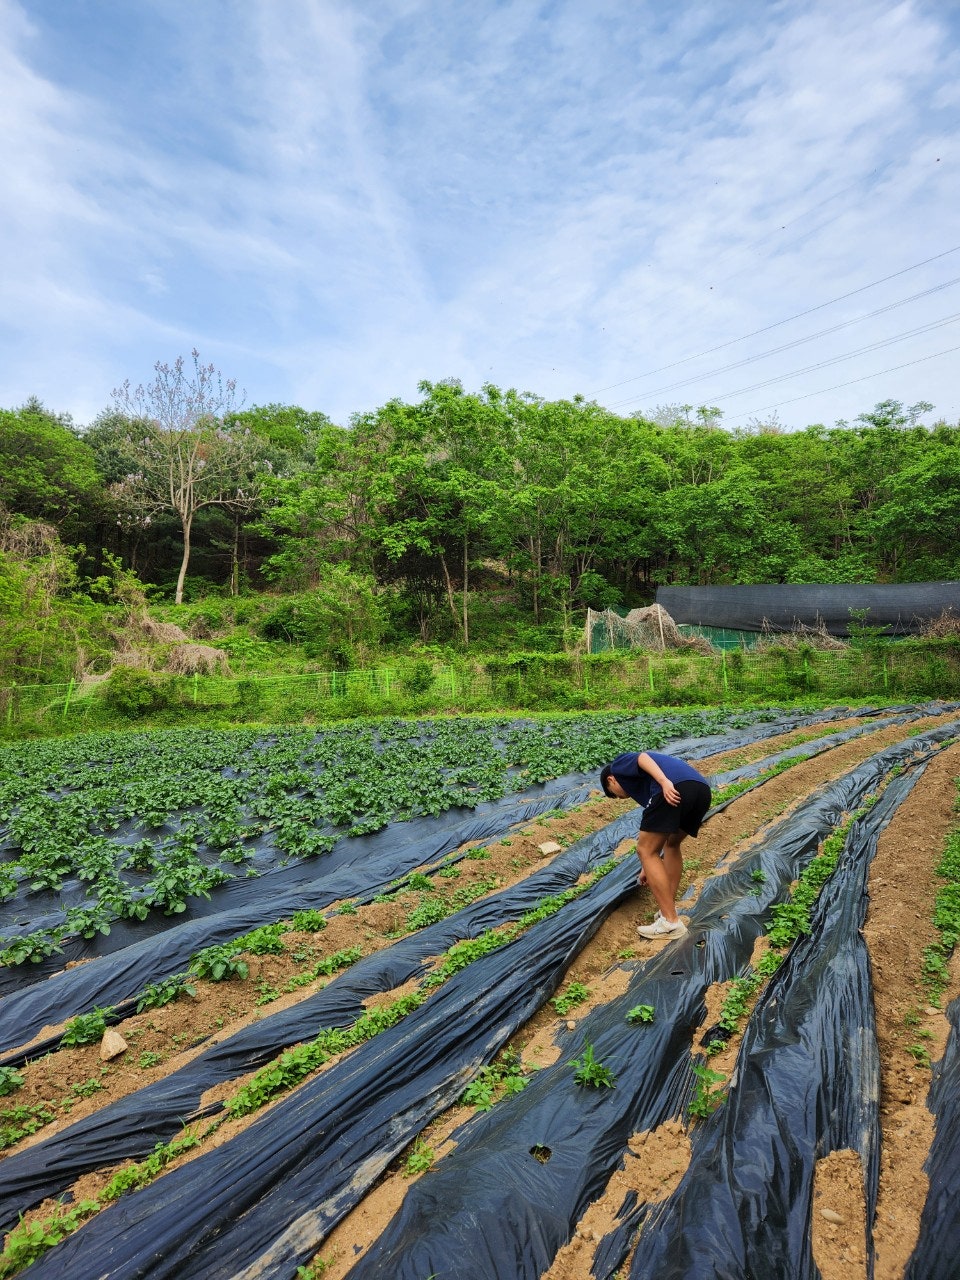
[3,710,958,1280]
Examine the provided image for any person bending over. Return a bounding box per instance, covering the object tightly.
[600,751,711,938]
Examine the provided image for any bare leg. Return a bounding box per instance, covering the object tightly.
[636,831,681,922]
[661,832,686,903]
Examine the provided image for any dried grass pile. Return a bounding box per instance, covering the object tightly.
[93,599,231,681]
[163,644,232,676]
[136,614,190,644]
[588,605,715,654]
[752,616,848,651]
[919,609,960,639]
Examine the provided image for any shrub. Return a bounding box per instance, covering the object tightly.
[402,661,435,694]
[99,667,174,718]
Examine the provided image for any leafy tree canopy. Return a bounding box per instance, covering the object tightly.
[0,400,105,537]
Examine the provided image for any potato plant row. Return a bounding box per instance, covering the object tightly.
[0,709,773,968]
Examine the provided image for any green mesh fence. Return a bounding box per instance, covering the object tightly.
[676,625,760,650]
[2,642,959,732]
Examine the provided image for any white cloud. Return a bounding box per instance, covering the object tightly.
[0,0,957,427]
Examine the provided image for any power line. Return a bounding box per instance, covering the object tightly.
[722,343,960,421]
[706,313,960,404]
[609,311,960,412]
[603,277,960,409]
[593,243,960,395]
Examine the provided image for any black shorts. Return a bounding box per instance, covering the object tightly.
[639,779,712,838]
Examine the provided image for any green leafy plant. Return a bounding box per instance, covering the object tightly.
[0,1198,100,1275]
[405,895,448,931]
[570,1040,615,1089]
[689,1062,727,1118]
[717,976,759,1033]
[60,1006,115,1048]
[552,981,590,1015]
[101,1130,202,1200]
[69,1077,105,1100]
[188,944,249,983]
[0,1101,56,1150]
[291,909,327,932]
[0,931,65,966]
[0,1067,24,1097]
[460,1050,532,1112]
[237,922,287,955]
[402,1137,435,1176]
[295,1262,334,1280]
[626,1004,655,1024]
[136,974,197,1012]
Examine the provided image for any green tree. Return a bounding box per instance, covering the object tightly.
[491,393,660,627]
[826,403,934,579]
[735,424,861,581]
[250,418,362,590]
[866,435,960,579]
[0,400,106,545]
[408,380,508,644]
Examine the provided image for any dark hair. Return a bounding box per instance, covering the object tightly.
[599,764,615,797]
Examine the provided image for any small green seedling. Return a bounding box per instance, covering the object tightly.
[0,1067,24,1097]
[571,1040,615,1089]
[689,1062,726,1118]
[69,1078,104,1099]
[291,909,327,932]
[460,1051,532,1112]
[552,981,590,1015]
[403,1138,435,1176]
[296,1262,334,1279]
[136,975,196,1012]
[626,1004,655,1024]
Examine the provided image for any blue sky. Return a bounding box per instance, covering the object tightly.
[1,0,958,430]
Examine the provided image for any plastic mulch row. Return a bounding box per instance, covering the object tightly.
[20,721,956,1279]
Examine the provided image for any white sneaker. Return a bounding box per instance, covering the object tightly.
[637,915,687,939]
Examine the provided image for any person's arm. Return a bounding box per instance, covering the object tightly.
[637,752,682,806]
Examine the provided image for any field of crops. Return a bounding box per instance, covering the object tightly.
[0,704,958,1279]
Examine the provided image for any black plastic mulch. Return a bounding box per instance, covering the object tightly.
[340,727,956,1280]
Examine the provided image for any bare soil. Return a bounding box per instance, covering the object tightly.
[3,710,959,1279]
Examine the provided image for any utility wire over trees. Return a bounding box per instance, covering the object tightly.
[109,351,267,604]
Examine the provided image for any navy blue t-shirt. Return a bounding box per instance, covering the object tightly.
[608,751,708,808]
